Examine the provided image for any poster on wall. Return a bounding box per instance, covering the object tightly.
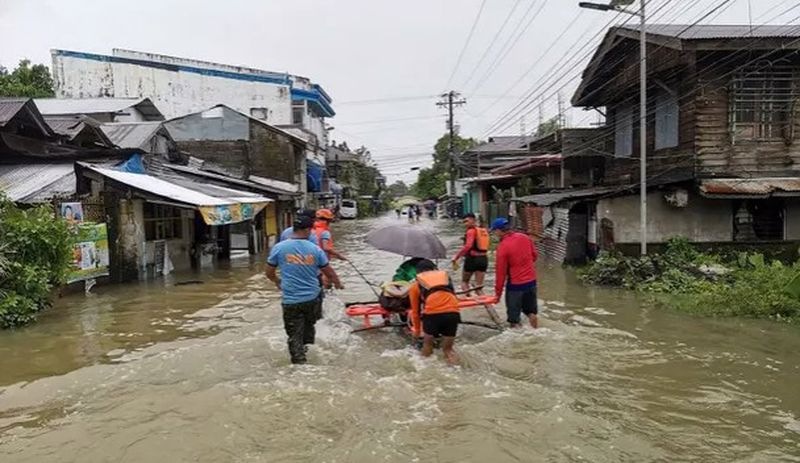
[60,202,84,225]
[67,223,110,283]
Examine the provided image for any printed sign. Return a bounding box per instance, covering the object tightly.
[60,202,84,225]
[67,223,110,283]
[198,202,268,226]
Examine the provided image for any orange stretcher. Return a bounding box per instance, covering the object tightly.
[345,294,498,330]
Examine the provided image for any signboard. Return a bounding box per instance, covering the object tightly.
[198,202,268,226]
[67,223,110,283]
[60,202,84,225]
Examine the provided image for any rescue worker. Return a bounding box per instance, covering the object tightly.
[491,217,539,329]
[266,215,343,364]
[312,209,347,261]
[408,259,461,365]
[451,213,490,295]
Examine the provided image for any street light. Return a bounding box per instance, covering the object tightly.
[580,0,647,255]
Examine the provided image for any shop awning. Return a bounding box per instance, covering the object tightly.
[78,163,272,226]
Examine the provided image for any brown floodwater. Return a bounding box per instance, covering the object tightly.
[1,216,799,462]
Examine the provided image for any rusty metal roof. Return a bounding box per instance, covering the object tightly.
[700,178,800,198]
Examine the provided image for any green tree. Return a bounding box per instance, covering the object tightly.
[412,133,478,199]
[535,116,561,138]
[387,180,409,198]
[0,59,55,98]
[0,195,72,329]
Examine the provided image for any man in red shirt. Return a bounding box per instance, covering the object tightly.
[490,217,539,329]
[451,213,490,295]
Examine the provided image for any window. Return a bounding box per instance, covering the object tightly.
[144,203,183,241]
[292,101,305,125]
[655,90,679,149]
[730,64,796,141]
[614,105,633,157]
[250,107,269,121]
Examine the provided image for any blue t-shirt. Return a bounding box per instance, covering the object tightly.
[267,238,329,304]
[279,226,318,245]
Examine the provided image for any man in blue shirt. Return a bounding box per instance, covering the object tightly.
[266,215,343,364]
[278,209,318,245]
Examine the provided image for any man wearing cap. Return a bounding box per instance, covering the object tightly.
[278,209,319,245]
[490,217,539,329]
[266,215,343,364]
[313,209,347,262]
[451,213,490,295]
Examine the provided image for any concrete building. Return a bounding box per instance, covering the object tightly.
[50,49,333,169]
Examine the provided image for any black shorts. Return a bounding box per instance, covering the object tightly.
[464,255,488,273]
[506,283,538,324]
[422,312,461,338]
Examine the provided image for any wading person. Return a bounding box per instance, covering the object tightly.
[313,209,347,262]
[451,213,490,295]
[266,216,343,364]
[491,217,539,329]
[408,259,461,365]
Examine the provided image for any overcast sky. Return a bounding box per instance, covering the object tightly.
[1,0,795,184]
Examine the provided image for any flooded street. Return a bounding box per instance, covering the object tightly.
[1,216,799,462]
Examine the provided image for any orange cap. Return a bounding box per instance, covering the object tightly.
[316,209,335,220]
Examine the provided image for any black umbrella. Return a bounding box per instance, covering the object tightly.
[366,225,447,259]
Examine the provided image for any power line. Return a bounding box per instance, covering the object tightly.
[459,0,527,89]
[468,0,549,96]
[445,0,489,89]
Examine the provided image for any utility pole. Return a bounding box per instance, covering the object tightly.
[437,91,466,197]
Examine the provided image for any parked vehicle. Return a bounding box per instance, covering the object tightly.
[339,200,358,219]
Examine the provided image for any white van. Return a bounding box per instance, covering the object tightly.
[339,200,358,219]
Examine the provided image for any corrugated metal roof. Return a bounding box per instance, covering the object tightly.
[514,186,627,206]
[34,98,165,120]
[621,24,800,40]
[80,164,270,207]
[101,122,163,149]
[468,136,535,154]
[0,99,28,126]
[0,163,75,203]
[164,164,300,197]
[700,178,800,198]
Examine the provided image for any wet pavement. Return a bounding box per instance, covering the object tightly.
[1,215,799,462]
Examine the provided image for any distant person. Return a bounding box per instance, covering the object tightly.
[395,208,401,219]
[408,259,460,365]
[279,209,318,245]
[266,216,343,364]
[414,205,422,222]
[408,206,415,222]
[451,213,489,295]
[491,217,539,329]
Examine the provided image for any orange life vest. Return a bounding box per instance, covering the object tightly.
[312,221,333,251]
[471,227,490,252]
[416,270,455,302]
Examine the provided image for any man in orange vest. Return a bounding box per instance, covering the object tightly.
[312,209,347,261]
[408,259,461,365]
[451,213,490,295]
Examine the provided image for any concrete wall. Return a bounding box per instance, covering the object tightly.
[597,190,732,244]
[164,106,250,141]
[53,53,292,125]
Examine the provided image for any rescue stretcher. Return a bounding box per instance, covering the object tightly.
[345,293,502,333]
